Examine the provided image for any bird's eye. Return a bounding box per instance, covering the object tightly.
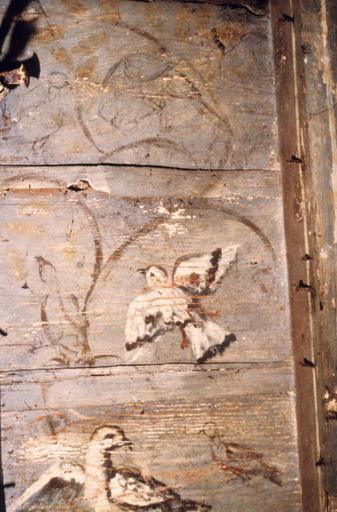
[150,273,154,277]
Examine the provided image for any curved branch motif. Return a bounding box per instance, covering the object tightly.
[1,174,275,367]
[94,18,234,166]
[1,175,102,366]
[99,137,196,165]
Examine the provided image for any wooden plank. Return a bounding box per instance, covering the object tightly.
[0,167,292,370]
[270,1,324,510]
[0,0,278,169]
[298,0,337,502]
[1,362,301,511]
[290,0,337,504]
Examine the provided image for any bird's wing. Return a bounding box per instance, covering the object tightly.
[172,246,239,295]
[212,442,283,487]
[8,463,89,512]
[125,287,192,351]
[107,467,177,508]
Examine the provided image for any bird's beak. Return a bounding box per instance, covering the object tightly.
[123,438,133,451]
[106,438,133,452]
[137,268,146,275]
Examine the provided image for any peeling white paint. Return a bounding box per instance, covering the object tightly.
[320,247,329,259]
[161,222,186,237]
[171,208,196,220]
[326,398,337,414]
[157,203,170,215]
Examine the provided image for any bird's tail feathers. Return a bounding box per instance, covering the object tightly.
[184,319,236,363]
[179,500,212,511]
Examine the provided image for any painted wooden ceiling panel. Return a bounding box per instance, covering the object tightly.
[0,2,304,511]
[0,167,290,370]
[0,0,278,169]
[1,363,301,512]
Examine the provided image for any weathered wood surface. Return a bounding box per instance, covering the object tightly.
[284,0,337,507]
[1,362,301,511]
[0,167,291,369]
[0,1,306,511]
[299,0,337,503]
[0,0,278,170]
[270,2,325,510]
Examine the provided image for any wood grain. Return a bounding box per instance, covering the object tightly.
[0,1,306,511]
[0,0,278,170]
[1,362,301,511]
[285,0,337,506]
[0,167,291,370]
[270,2,323,510]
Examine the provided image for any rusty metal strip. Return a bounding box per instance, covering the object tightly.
[271,1,324,511]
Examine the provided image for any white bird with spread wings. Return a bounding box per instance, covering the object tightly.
[125,246,239,363]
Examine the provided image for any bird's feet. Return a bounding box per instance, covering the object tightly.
[179,326,190,349]
[180,335,190,349]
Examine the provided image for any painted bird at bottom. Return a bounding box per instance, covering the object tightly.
[201,425,283,487]
[9,426,210,511]
[125,246,238,363]
[211,442,283,487]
